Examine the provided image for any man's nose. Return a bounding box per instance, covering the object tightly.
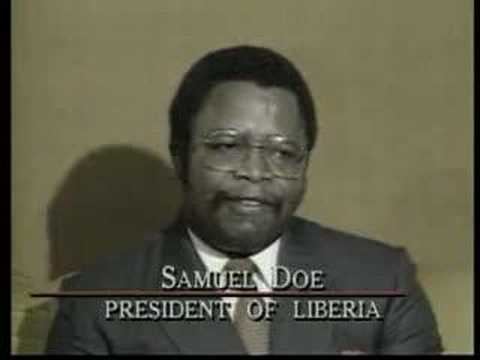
[234,148,273,182]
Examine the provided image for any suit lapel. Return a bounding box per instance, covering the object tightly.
[270,219,338,354]
[157,222,247,354]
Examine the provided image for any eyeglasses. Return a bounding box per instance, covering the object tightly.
[192,131,308,179]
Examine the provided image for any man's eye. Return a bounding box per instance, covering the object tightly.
[272,148,297,160]
[207,142,239,151]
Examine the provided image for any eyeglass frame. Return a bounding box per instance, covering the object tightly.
[188,130,309,180]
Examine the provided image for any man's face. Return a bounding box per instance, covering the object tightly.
[179,81,309,257]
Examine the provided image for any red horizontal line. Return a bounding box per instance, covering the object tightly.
[30,289,407,298]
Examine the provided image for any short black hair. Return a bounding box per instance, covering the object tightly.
[169,45,317,163]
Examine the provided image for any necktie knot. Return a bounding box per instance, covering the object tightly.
[223,257,258,274]
[223,258,264,288]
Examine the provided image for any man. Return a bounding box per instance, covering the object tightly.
[46,45,443,354]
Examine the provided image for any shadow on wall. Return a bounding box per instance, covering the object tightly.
[15,144,182,354]
[48,144,183,279]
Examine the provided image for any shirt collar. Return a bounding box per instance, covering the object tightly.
[187,228,281,287]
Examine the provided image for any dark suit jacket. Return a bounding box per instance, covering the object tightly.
[45,216,443,354]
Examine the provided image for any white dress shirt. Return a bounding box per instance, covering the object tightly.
[187,228,281,320]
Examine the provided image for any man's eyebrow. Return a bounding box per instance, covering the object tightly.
[203,128,240,137]
[202,130,304,143]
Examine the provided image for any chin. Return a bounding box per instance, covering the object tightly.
[216,223,279,256]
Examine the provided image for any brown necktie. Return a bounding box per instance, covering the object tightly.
[223,258,270,355]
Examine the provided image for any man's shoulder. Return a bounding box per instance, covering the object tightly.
[292,216,401,252]
[61,230,170,291]
[290,216,408,272]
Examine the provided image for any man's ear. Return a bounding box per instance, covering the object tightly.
[302,152,312,178]
[170,146,188,184]
[172,154,185,182]
[304,152,311,168]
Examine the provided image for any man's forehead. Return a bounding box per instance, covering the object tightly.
[192,80,305,140]
[203,81,300,117]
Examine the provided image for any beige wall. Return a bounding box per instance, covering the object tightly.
[12,0,473,354]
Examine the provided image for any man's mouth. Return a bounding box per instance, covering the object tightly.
[224,196,274,213]
[228,195,272,205]
[236,198,265,207]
